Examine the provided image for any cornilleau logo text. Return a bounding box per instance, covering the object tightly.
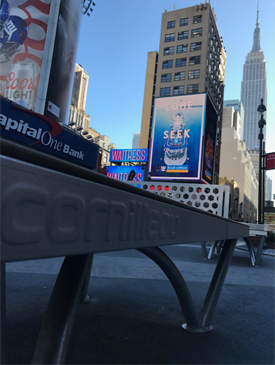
[0,113,84,160]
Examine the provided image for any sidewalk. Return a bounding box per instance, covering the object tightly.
[5,243,275,364]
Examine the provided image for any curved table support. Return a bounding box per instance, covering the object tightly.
[31,254,91,365]
[138,247,201,332]
[243,237,256,266]
[139,241,237,333]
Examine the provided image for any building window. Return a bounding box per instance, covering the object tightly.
[180,17,188,26]
[188,70,200,79]
[176,58,186,67]
[165,33,175,42]
[189,55,201,65]
[162,59,173,68]
[187,84,199,94]
[190,41,202,51]
[193,15,202,24]
[167,20,175,29]
[174,71,186,81]
[177,44,188,53]
[163,46,174,55]
[191,28,203,38]
[178,31,188,40]
[161,73,172,82]
[160,87,171,96]
[173,85,184,95]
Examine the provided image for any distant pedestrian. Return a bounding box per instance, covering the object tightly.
[128,170,136,181]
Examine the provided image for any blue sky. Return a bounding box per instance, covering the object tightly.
[77,0,275,192]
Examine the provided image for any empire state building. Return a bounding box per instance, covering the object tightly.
[241,7,267,157]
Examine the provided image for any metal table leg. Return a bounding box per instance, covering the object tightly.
[255,236,266,267]
[79,254,94,302]
[138,247,200,332]
[243,237,257,266]
[217,240,225,255]
[207,240,220,259]
[31,254,91,365]
[0,262,6,365]
[199,239,237,329]
[201,241,208,259]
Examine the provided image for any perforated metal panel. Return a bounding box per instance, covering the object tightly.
[246,223,269,232]
[241,223,270,236]
[126,182,230,218]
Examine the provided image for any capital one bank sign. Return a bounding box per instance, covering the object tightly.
[0,96,99,169]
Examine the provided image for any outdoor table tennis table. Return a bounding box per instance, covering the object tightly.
[0,138,249,364]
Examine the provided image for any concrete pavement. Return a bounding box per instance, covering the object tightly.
[4,243,275,364]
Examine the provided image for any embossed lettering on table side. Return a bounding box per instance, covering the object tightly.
[1,183,48,244]
[147,209,160,240]
[105,201,128,241]
[127,200,136,241]
[140,202,148,240]
[160,212,170,239]
[48,192,86,243]
[169,214,178,239]
[130,201,147,241]
[1,183,180,246]
[85,198,108,242]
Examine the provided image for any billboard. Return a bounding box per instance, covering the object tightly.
[148,94,217,183]
[109,148,148,163]
[106,166,145,182]
[44,0,83,124]
[0,0,51,110]
[0,96,99,170]
[149,94,205,181]
[201,96,217,183]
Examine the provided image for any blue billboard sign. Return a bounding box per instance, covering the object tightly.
[148,94,207,181]
[0,96,99,170]
[106,166,145,182]
[109,148,148,163]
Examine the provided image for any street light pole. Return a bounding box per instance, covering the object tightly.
[262,141,266,224]
[257,98,266,224]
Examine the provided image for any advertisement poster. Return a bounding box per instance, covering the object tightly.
[109,148,148,163]
[201,96,217,184]
[149,94,207,181]
[44,0,83,124]
[0,0,51,110]
[106,166,145,182]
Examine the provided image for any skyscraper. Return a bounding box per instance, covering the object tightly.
[223,100,244,141]
[220,105,258,222]
[140,3,226,183]
[132,133,140,149]
[240,7,267,156]
[69,63,90,132]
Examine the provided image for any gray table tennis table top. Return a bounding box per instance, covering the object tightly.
[1,137,248,263]
[0,137,250,364]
